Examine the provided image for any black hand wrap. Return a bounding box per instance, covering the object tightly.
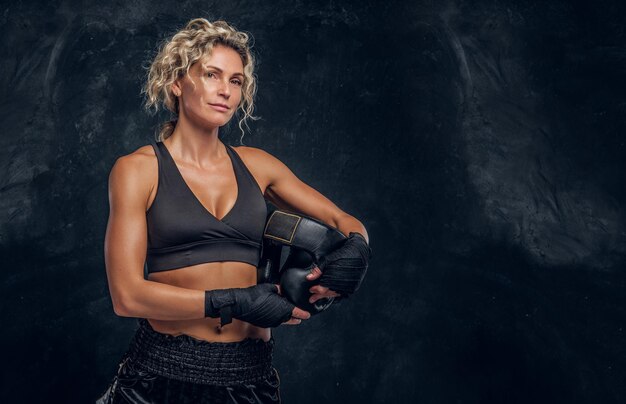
[317,232,371,298]
[259,210,348,315]
[204,284,295,328]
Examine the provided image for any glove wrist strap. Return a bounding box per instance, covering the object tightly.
[204,290,236,326]
[219,305,233,326]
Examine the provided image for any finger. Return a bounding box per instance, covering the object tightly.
[309,293,325,304]
[309,285,329,294]
[309,291,341,303]
[283,318,302,325]
[292,307,311,320]
[309,286,341,298]
[306,266,322,281]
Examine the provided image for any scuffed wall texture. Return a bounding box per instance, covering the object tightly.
[1,1,625,403]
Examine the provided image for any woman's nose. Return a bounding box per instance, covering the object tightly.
[218,80,230,98]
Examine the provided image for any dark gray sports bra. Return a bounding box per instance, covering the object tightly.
[145,140,267,273]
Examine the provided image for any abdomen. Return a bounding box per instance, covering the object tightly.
[146,261,272,342]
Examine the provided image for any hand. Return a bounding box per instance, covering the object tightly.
[205,284,310,328]
[309,232,371,298]
[275,284,312,325]
[305,267,341,303]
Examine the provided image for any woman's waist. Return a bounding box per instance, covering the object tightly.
[127,318,275,385]
[147,260,258,288]
[145,261,270,342]
[147,317,271,343]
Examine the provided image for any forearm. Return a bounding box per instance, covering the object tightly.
[112,280,298,328]
[113,279,205,320]
[334,213,369,244]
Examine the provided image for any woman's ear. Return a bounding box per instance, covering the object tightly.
[171,80,182,97]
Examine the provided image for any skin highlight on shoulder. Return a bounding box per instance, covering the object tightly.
[109,144,159,212]
[232,145,278,169]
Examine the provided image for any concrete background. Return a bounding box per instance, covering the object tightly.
[1,0,625,402]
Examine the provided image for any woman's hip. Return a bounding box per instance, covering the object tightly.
[97,357,281,404]
[96,318,281,403]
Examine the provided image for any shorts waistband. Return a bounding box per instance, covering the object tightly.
[125,318,275,385]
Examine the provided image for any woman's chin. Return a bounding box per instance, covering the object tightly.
[188,118,232,130]
[205,115,235,129]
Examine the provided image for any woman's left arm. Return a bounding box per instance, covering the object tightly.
[240,147,370,301]
[244,147,369,243]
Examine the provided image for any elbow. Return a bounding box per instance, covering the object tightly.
[110,291,138,318]
[107,276,146,317]
[112,301,133,318]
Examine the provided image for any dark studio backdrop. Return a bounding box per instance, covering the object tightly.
[1,0,625,403]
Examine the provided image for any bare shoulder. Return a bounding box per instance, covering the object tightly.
[231,145,285,169]
[110,144,156,179]
[108,144,158,209]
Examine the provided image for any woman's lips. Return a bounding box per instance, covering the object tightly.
[208,103,229,112]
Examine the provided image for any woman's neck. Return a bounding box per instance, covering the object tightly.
[166,117,224,165]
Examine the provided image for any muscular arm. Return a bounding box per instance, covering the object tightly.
[104,154,205,320]
[243,147,369,243]
[238,147,371,301]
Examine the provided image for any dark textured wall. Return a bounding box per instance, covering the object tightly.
[1,1,625,403]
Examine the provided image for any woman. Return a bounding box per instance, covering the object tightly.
[97,18,370,403]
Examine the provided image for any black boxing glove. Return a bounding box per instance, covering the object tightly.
[204,283,295,328]
[317,232,371,298]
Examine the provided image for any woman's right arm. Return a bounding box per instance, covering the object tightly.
[104,154,205,320]
[104,153,310,325]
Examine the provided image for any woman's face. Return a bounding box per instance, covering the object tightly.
[175,45,244,128]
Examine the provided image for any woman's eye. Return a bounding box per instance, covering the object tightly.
[231,79,243,86]
[207,72,217,79]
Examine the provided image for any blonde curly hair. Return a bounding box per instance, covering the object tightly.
[142,18,258,142]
